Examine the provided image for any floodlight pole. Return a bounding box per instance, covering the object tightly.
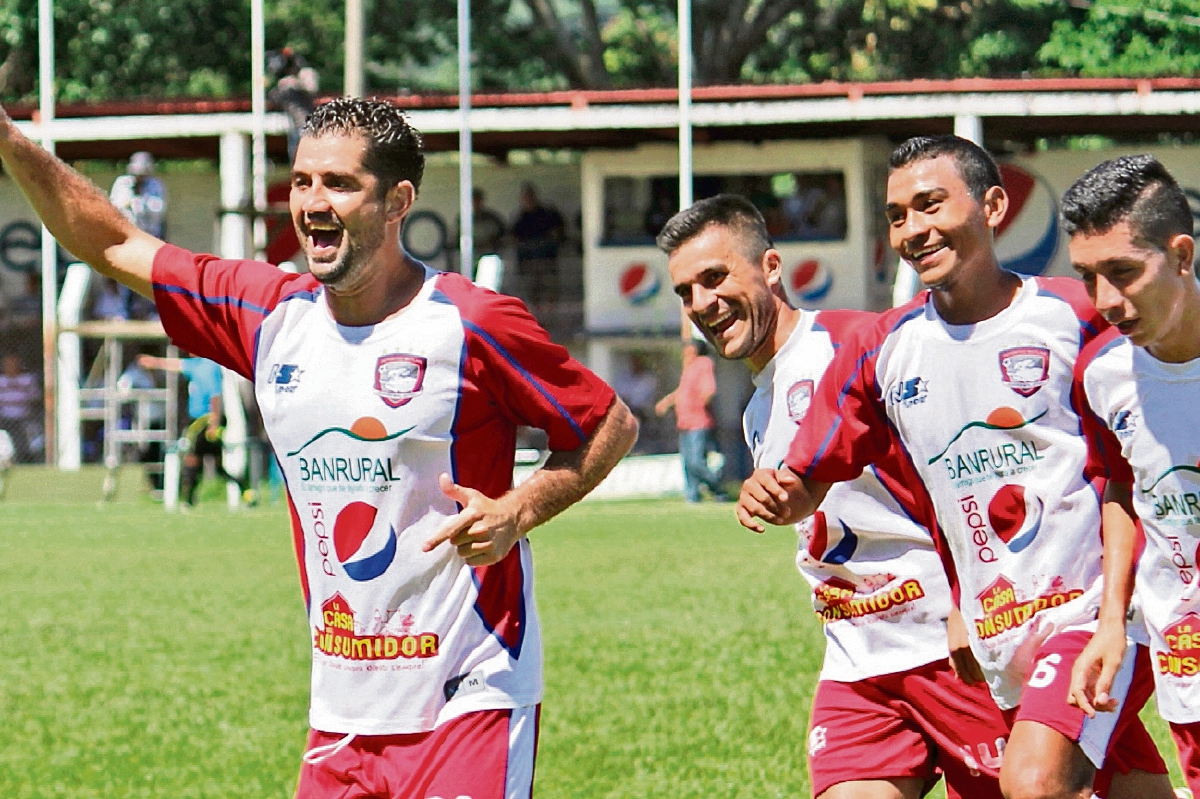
[38,0,57,466]
[678,0,694,341]
[345,0,365,96]
[251,0,267,258]
[457,0,473,280]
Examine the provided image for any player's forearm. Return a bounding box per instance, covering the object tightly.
[0,112,159,296]
[503,399,638,535]
[1098,482,1138,629]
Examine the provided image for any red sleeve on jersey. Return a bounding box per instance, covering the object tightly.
[437,273,616,452]
[1073,327,1134,483]
[1035,275,1111,349]
[152,244,320,379]
[786,307,912,484]
[812,308,876,349]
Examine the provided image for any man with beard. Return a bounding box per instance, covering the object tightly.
[738,136,1173,799]
[663,193,1008,798]
[0,97,637,799]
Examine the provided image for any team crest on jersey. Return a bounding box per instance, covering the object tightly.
[888,376,929,408]
[374,354,426,408]
[808,725,828,757]
[998,346,1050,397]
[786,380,814,422]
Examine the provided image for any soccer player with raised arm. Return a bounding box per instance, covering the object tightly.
[0,98,638,799]
[737,136,1172,799]
[661,193,1008,799]
[1064,155,1200,795]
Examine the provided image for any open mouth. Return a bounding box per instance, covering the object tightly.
[305,219,344,260]
[1116,319,1138,336]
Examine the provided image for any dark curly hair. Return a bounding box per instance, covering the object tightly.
[889,135,1002,201]
[304,97,425,196]
[1060,154,1192,250]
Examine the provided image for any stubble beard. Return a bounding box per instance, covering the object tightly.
[308,224,385,290]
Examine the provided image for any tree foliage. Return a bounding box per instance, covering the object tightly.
[0,0,1193,103]
[1038,0,1200,77]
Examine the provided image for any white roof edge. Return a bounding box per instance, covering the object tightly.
[13,89,1200,142]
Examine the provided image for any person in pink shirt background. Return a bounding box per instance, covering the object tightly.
[656,340,729,502]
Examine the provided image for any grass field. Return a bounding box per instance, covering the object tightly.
[0,468,1186,797]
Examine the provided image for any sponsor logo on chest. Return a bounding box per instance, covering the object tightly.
[1160,613,1200,678]
[889,376,929,408]
[269,363,303,393]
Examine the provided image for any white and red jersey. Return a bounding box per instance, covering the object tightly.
[786,276,1110,709]
[1077,328,1200,724]
[746,309,955,682]
[152,245,615,735]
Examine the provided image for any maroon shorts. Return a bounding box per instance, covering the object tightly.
[1170,722,1200,796]
[807,659,1007,798]
[1008,630,1166,793]
[294,706,539,799]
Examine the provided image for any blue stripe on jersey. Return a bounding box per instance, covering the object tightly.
[153,283,272,317]
[448,337,469,503]
[470,555,528,659]
[461,319,587,445]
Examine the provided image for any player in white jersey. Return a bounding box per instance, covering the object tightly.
[660,193,1008,798]
[737,136,1172,799]
[1064,155,1200,795]
[0,98,638,799]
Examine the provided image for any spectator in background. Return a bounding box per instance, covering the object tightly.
[615,352,658,451]
[92,276,128,321]
[0,353,42,462]
[268,47,319,163]
[9,272,41,323]
[110,152,166,319]
[138,353,253,508]
[655,340,728,502]
[464,188,506,257]
[512,182,565,308]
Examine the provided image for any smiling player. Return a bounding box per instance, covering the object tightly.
[738,136,1172,799]
[662,194,1009,799]
[0,97,637,799]
[1064,155,1200,795]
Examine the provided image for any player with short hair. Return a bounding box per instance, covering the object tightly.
[1063,154,1200,796]
[0,96,637,799]
[661,193,1008,798]
[738,135,1172,799]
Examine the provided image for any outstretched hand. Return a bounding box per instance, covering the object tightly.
[422,473,523,566]
[1068,623,1127,717]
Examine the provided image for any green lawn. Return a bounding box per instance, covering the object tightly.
[0,475,1185,797]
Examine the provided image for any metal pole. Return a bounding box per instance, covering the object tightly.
[251,0,268,259]
[678,0,693,340]
[38,0,57,466]
[457,0,473,279]
[344,0,365,96]
[677,0,692,212]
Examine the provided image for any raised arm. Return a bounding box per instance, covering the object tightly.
[423,398,639,565]
[0,107,163,297]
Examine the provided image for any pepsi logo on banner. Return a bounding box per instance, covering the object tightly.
[619,262,661,305]
[995,163,1059,276]
[790,259,832,303]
